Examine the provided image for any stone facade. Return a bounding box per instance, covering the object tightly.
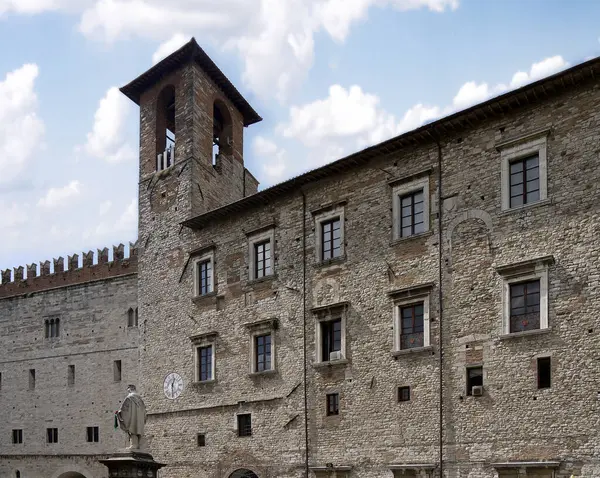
[0,247,139,478]
[131,41,600,478]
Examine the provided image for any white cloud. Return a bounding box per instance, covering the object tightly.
[509,55,568,88]
[37,180,82,208]
[83,197,137,242]
[253,136,287,182]
[0,64,45,184]
[84,86,135,163]
[99,199,112,215]
[152,32,188,64]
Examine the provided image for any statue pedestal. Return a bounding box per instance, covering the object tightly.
[99,450,166,478]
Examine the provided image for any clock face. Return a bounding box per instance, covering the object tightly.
[163,372,184,400]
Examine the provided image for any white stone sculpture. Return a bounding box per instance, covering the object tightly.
[116,384,147,450]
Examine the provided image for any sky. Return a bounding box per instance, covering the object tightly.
[1,0,600,273]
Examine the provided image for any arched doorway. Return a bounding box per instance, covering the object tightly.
[229,469,259,478]
[56,473,87,478]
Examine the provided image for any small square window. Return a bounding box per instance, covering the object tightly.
[237,414,252,437]
[86,426,99,443]
[113,360,122,382]
[197,433,206,447]
[321,319,342,362]
[326,393,339,416]
[537,357,551,389]
[46,428,58,444]
[198,345,213,382]
[12,429,23,444]
[466,366,483,396]
[398,386,411,402]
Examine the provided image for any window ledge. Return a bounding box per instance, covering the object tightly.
[500,198,552,216]
[192,291,218,304]
[315,256,346,268]
[249,369,277,377]
[499,327,551,340]
[313,358,349,369]
[191,379,216,386]
[392,345,433,356]
[390,230,433,246]
[247,274,276,286]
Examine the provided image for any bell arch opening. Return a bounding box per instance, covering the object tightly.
[229,469,259,478]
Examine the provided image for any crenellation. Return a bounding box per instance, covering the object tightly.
[129,241,138,258]
[0,244,138,299]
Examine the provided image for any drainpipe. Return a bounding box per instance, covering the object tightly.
[301,190,310,478]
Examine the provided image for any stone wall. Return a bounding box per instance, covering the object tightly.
[136,60,600,478]
[0,249,139,478]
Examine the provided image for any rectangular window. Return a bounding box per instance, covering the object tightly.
[198,346,213,382]
[254,240,272,279]
[321,217,341,261]
[537,357,551,389]
[68,365,75,386]
[86,426,99,443]
[509,279,541,333]
[197,433,206,447]
[321,319,342,362]
[12,429,23,444]
[46,428,58,444]
[509,154,540,208]
[400,303,424,349]
[237,414,252,437]
[399,189,425,238]
[113,360,122,382]
[255,334,272,372]
[398,386,411,402]
[466,366,483,396]
[326,393,339,416]
[29,369,35,390]
[197,259,212,296]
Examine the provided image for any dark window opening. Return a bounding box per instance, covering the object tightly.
[45,318,60,338]
[510,279,541,333]
[466,366,483,396]
[213,100,233,166]
[134,307,138,326]
[254,240,272,279]
[68,365,75,386]
[399,189,425,237]
[400,303,424,349]
[237,414,252,437]
[509,154,540,208]
[198,346,213,382]
[156,86,176,171]
[86,426,99,443]
[321,217,341,261]
[127,308,135,327]
[46,428,58,443]
[29,369,35,390]
[16,471,21,478]
[537,357,551,389]
[255,334,272,372]
[398,386,411,402]
[321,318,342,361]
[197,433,206,447]
[12,429,23,444]
[197,260,212,296]
[326,393,339,416]
[113,360,122,382]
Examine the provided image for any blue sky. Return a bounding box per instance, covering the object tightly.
[1,0,599,273]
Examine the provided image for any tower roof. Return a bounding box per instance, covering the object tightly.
[120,38,262,126]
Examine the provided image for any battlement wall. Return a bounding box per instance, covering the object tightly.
[0,242,138,299]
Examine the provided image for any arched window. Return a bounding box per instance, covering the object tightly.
[156,85,176,171]
[15,471,20,478]
[229,469,258,478]
[212,99,232,166]
[127,308,134,327]
[134,307,139,326]
[46,318,60,338]
[45,319,50,338]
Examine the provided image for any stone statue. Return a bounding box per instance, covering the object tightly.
[116,384,147,450]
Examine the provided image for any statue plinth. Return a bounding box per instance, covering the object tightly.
[99,450,166,478]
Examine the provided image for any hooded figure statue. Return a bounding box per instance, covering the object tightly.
[116,384,147,450]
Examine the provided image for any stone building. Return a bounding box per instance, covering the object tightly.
[2,37,600,478]
[122,39,600,478]
[0,246,139,478]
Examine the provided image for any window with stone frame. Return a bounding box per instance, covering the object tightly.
[466,366,483,396]
[198,345,213,382]
[247,228,275,281]
[237,413,252,437]
[321,217,342,261]
[254,334,272,373]
[391,175,430,241]
[254,240,271,279]
[399,189,425,238]
[197,259,213,296]
[399,302,425,349]
[509,279,541,333]
[314,302,348,364]
[313,204,346,263]
[509,154,540,208]
[497,256,553,336]
[321,318,342,362]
